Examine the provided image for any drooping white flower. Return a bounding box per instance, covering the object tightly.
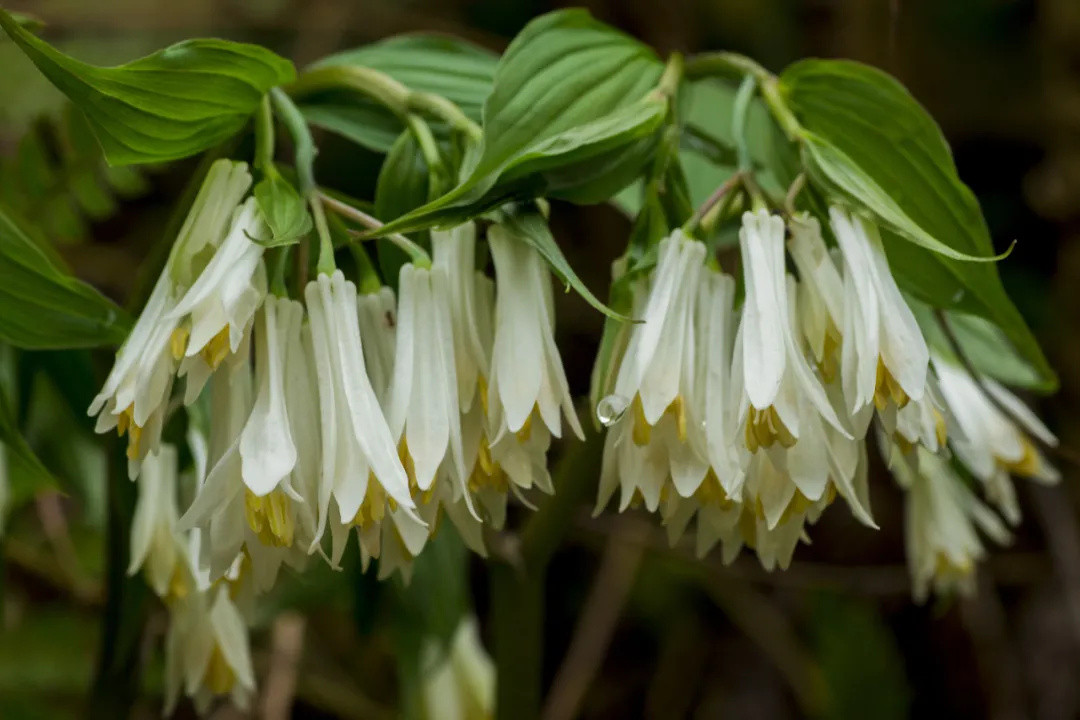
[128,444,184,599]
[831,207,929,429]
[180,297,316,589]
[488,224,583,441]
[169,197,269,403]
[595,234,715,514]
[421,616,496,720]
[356,286,398,406]
[787,213,844,383]
[305,270,419,560]
[164,584,256,715]
[433,223,489,413]
[88,159,253,474]
[387,263,467,496]
[736,210,849,454]
[887,441,1011,602]
[934,358,1059,523]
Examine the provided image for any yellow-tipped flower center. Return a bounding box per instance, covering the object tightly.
[694,470,736,509]
[874,357,909,411]
[203,645,235,695]
[630,395,687,447]
[200,327,232,371]
[745,406,796,452]
[469,436,509,493]
[243,488,294,547]
[169,326,190,361]
[351,473,388,528]
[998,438,1041,478]
[115,404,143,460]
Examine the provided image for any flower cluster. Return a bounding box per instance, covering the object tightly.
[92,161,577,702]
[595,208,1059,594]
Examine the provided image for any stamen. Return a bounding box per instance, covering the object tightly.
[999,438,1041,477]
[200,327,232,370]
[244,489,295,547]
[169,326,189,361]
[631,396,651,446]
[203,645,236,695]
[352,474,387,528]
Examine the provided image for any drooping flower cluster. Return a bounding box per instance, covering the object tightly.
[595,208,1058,594]
[91,162,578,612]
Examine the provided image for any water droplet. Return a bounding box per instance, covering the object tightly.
[596,394,629,427]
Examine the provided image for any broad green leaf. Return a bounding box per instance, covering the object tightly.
[0,10,295,165]
[374,131,431,286]
[0,206,130,348]
[253,175,312,247]
[910,300,1045,390]
[497,207,625,320]
[779,58,1055,391]
[297,35,497,153]
[371,9,667,236]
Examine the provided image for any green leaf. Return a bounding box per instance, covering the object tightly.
[1,384,59,505]
[0,206,130,349]
[0,9,295,166]
[909,299,1045,390]
[374,131,431,286]
[371,9,667,236]
[779,58,1056,391]
[497,207,626,320]
[253,174,312,247]
[297,35,497,153]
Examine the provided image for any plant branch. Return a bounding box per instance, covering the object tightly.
[683,171,744,234]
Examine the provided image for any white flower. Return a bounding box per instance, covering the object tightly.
[88,159,253,474]
[934,358,1059,523]
[737,210,849,455]
[305,270,419,557]
[164,584,256,715]
[433,223,489,413]
[787,213,844,383]
[357,286,398,406]
[387,263,467,495]
[488,224,583,441]
[180,297,317,589]
[831,207,929,428]
[128,444,185,599]
[888,442,1010,602]
[595,234,716,513]
[421,616,496,720]
[169,197,269,404]
[88,273,178,477]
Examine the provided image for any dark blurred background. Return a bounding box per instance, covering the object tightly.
[3,1,1080,718]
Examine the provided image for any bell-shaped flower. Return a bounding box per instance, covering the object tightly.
[169,197,269,403]
[934,358,1059,523]
[831,207,929,429]
[387,263,468,497]
[128,444,186,600]
[736,210,849,455]
[433,223,489,414]
[305,270,419,558]
[886,441,1010,602]
[164,583,256,715]
[421,616,496,720]
[488,224,583,441]
[787,213,844,383]
[357,286,398,406]
[88,160,252,476]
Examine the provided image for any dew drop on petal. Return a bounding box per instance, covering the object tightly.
[597,394,629,427]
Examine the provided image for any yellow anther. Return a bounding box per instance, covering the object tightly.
[874,357,909,411]
[203,645,235,695]
[745,406,796,452]
[694,470,735,509]
[166,564,190,604]
[935,551,973,579]
[244,489,295,547]
[169,326,190,361]
[351,474,387,528]
[116,405,143,460]
[399,440,419,493]
[631,396,651,447]
[469,436,509,493]
[665,396,687,444]
[818,326,841,384]
[516,412,534,443]
[477,376,490,415]
[933,408,948,448]
[999,438,1041,478]
[200,327,232,371]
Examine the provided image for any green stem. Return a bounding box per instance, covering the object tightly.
[490,429,604,720]
[270,88,317,193]
[349,242,382,295]
[318,191,431,268]
[255,94,276,175]
[270,246,291,296]
[404,113,448,196]
[286,65,483,142]
[732,74,757,173]
[684,52,802,140]
[651,51,685,102]
[87,437,149,719]
[309,191,336,275]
